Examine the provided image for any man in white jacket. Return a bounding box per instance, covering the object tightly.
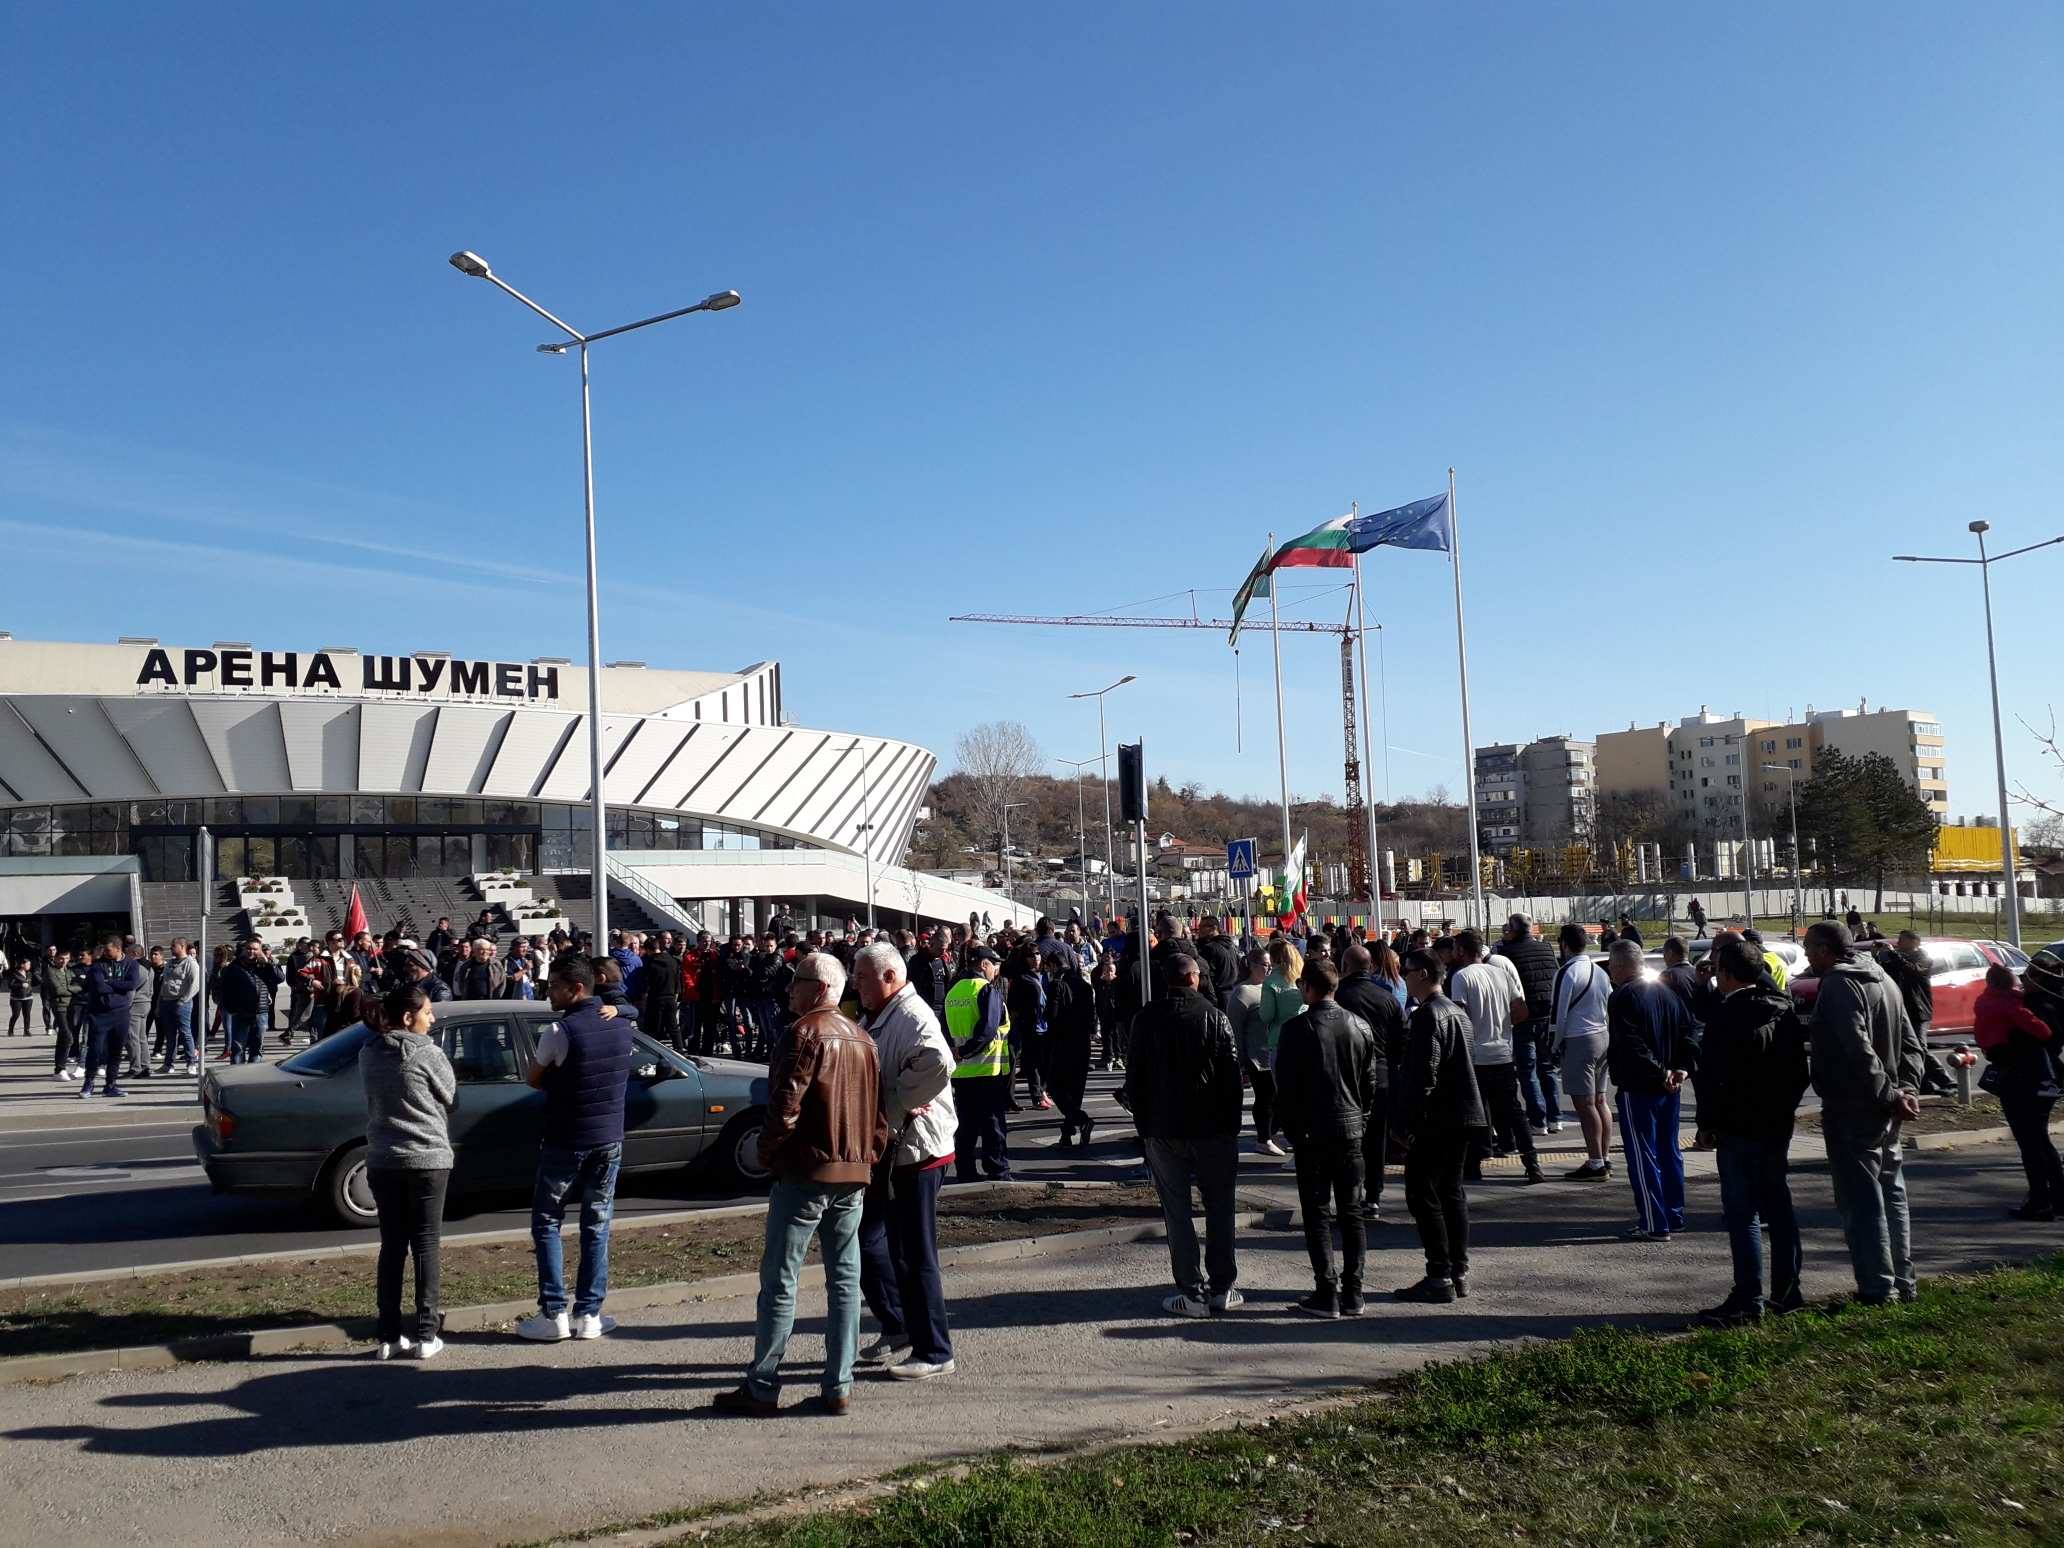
[852,941,959,1382]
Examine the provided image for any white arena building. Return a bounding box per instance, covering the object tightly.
[0,635,1023,950]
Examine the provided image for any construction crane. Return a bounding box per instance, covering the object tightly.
[948,609,1374,901]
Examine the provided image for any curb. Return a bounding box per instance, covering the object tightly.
[0,1208,1268,1387]
[1909,1118,2064,1153]
[0,1178,1116,1293]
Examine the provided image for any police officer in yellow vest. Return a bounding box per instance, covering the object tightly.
[946,947,1013,1182]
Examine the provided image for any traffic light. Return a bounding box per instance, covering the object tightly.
[1118,742,1146,823]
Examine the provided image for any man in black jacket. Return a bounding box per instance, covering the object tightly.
[1126,953,1245,1318]
[1335,945,1403,1223]
[1606,939,1699,1241]
[1494,914,1562,1135]
[640,938,684,1054]
[1274,958,1379,1318]
[1874,932,1956,1096]
[908,930,952,1024]
[1392,949,1487,1304]
[1191,916,1241,1009]
[1691,937,1808,1325]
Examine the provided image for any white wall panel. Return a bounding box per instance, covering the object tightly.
[423,706,508,795]
[189,702,291,793]
[483,710,578,797]
[0,712,89,800]
[537,715,640,802]
[647,724,749,811]
[359,703,438,792]
[685,725,790,816]
[278,701,361,791]
[14,699,142,797]
[732,731,825,826]
[103,701,227,795]
[602,721,691,807]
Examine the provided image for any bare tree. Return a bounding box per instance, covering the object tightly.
[954,721,1043,875]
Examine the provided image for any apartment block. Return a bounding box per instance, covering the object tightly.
[1668,709,1775,835]
[1595,722,1671,802]
[1473,742,1525,855]
[1473,735,1595,854]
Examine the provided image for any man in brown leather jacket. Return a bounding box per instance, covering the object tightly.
[716,952,889,1418]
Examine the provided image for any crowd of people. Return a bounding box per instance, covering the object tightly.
[11,896,2061,1413]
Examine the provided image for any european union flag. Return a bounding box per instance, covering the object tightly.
[1346,492,1451,555]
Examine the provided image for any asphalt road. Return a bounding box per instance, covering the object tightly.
[0,1036,1157,1277]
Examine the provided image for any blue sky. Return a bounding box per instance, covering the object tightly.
[4,3,2060,824]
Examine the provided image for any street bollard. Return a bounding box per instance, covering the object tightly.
[1947,1045,1979,1107]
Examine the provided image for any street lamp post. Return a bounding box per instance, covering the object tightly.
[1069,674,1136,920]
[844,740,876,932]
[1763,763,1803,937]
[1892,524,2064,948]
[448,250,738,947]
[1058,756,1101,918]
[1001,801,1031,919]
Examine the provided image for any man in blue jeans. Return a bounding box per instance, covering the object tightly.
[518,953,636,1342]
[715,952,888,1417]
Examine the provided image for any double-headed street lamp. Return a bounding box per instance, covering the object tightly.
[1763,763,1803,935]
[448,251,738,945]
[1069,674,1135,919]
[1057,756,1101,911]
[1893,522,2064,948]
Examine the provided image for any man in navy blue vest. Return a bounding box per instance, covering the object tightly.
[517,954,635,1342]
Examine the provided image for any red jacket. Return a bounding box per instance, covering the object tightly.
[1972,985,2051,1051]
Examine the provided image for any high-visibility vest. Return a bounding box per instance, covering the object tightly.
[946,976,1011,1079]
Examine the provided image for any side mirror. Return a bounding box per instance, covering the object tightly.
[634,1063,662,1081]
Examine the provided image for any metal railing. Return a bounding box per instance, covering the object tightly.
[604,856,701,937]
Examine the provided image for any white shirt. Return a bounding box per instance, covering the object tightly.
[1450,958,1519,1066]
[1552,954,1611,1043]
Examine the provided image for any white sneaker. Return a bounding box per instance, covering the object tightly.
[516,1311,570,1342]
[411,1336,445,1360]
[1548,1120,1565,1134]
[886,1358,956,1381]
[1162,1292,1210,1319]
[1529,1122,1549,1137]
[375,1337,414,1361]
[64,1065,81,1080]
[1258,1140,1287,1157]
[572,1314,614,1340]
[1210,1288,1245,1314]
[859,1337,913,1365]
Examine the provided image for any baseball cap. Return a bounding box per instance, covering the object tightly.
[969,947,1001,965]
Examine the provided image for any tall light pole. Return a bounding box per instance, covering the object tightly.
[1069,674,1136,920]
[1737,732,1755,928]
[1058,756,1101,916]
[1893,524,2064,948]
[448,250,739,947]
[843,740,876,932]
[1763,763,1803,937]
[1001,801,1031,917]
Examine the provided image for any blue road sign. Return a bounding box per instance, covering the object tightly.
[1227,838,1257,881]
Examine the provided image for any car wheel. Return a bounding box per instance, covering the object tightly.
[320,1143,378,1228]
[715,1109,771,1190]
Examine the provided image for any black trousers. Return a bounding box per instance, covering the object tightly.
[1248,1067,1277,1142]
[7,998,30,1034]
[2001,1091,2064,1214]
[1360,1103,1389,1206]
[39,989,57,1033]
[1044,1033,1092,1125]
[51,1004,81,1072]
[1294,1136,1366,1291]
[1469,1063,1536,1168]
[952,1076,1012,1181]
[369,1166,449,1344]
[1405,1130,1472,1280]
[645,998,682,1054]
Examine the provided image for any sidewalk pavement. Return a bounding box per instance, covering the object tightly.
[0,1141,2050,1548]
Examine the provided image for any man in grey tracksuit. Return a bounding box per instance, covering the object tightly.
[1803,921,1926,1305]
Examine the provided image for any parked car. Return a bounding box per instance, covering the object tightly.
[1975,939,2031,972]
[192,1000,771,1226]
[1680,936,1810,981]
[1787,936,1991,1036]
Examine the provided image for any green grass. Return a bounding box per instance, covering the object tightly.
[689,1256,2064,1548]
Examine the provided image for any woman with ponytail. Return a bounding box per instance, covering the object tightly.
[358,981,456,1360]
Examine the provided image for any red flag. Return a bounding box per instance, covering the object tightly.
[341,883,368,942]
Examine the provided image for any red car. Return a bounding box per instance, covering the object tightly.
[1788,936,1992,1038]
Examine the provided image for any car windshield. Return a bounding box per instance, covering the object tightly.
[280,1023,374,1076]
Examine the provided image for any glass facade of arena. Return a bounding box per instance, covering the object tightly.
[0,798,805,882]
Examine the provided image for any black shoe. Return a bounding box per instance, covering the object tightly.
[710,1386,780,1417]
[1463,1167,1485,1184]
[1055,1130,1074,1150]
[1452,1272,1469,1299]
[1358,1203,1381,1223]
[1768,1291,1806,1316]
[1393,1277,1457,1305]
[1339,1286,1365,1317]
[1523,1166,1547,1185]
[1296,1290,1339,1319]
[2007,1204,2058,1222]
[1693,1301,1762,1329]
[1078,1117,1096,1146]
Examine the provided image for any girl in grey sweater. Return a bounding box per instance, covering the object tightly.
[358,982,457,1360]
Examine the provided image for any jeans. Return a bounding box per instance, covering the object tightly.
[747,1179,865,1400]
[1822,1114,1914,1303]
[226,1012,264,1064]
[1715,1133,1801,1310]
[2001,1092,2064,1213]
[1141,1135,1240,1300]
[1404,1129,1471,1280]
[1293,1136,1365,1292]
[159,999,196,1070]
[531,1141,623,1318]
[858,1163,952,1363]
[1617,1088,1686,1234]
[952,1075,1012,1181]
[51,1004,81,1073]
[1514,1024,1561,1126]
[370,1167,449,1343]
[1470,1063,1537,1168]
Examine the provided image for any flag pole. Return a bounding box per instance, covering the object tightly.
[1448,467,1485,930]
[1352,548,1382,929]
[1266,533,1295,922]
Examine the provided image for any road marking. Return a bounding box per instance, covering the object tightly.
[0,1130,194,1149]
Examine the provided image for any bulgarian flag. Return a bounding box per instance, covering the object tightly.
[1268,514,1357,570]
[1278,830,1310,925]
